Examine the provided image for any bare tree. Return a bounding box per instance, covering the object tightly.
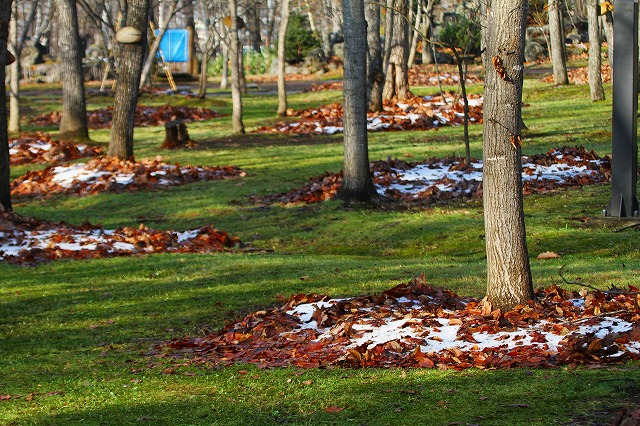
[366,0,383,112]
[277,0,290,117]
[228,0,245,133]
[482,0,534,311]
[338,0,377,202]
[587,0,604,100]
[0,0,14,212]
[383,0,410,100]
[548,0,569,84]
[108,0,150,159]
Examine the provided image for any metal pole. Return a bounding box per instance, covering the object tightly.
[605,0,639,218]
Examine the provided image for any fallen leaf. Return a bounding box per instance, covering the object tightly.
[537,251,561,260]
[325,406,345,413]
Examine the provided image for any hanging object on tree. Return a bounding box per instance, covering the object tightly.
[222,16,246,29]
[5,51,14,66]
[599,1,614,15]
[115,27,142,44]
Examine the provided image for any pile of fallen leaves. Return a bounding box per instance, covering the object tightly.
[160,274,640,370]
[11,156,245,199]
[9,133,102,165]
[253,146,610,206]
[541,64,611,85]
[0,212,240,265]
[31,105,223,129]
[255,93,483,135]
[408,65,482,86]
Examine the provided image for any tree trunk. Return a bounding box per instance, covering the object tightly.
[139,2,178,91]
[421,14,433,65]
[220,43,229,89]
[108,0,150,160]
[0,0,14,212]
[55,0,90,142]
[228,0,245,134]
[366,0,383,112]
[483,0,534,311]
[587,0,604,101]
[383,0,409,100]
[548,0,569,85]
[246,4,262,52]
[339,0,376,202]
[277,0,290,117]
[198,44,210,98]
[8,2,19,134]
[407,0,423,68]
[601,11,613,68]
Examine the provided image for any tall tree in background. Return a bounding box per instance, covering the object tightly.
[366,0,383,112]
[8,1,19,134]
[0,0,13,212]
[277,0,290,117]
[587,0,604,100]
[108,0,150,159]
[228,0,245,133]
[383,0,410,100]
[548,0,569,85]
[55,0,90,141]
[482,0,534,311]
[338,0,376,202]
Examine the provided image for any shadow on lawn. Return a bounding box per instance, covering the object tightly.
[197,132,342,149]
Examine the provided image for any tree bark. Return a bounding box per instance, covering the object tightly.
[339,0,376,202]
[228,0,245,134]
[549,0,569,85]
[407,0,423,68]
[55,0,90,142]
[587,0,604,101]
[383,0,410,100]
[483,0,534,311]
[108,0,150,160]
[601,11,613,68]
[366,0,383,112]
[0,0,13,212]
[220,43,229,89]
[8,2,19,134]
[246,3,262,52]
[277,0,290,117]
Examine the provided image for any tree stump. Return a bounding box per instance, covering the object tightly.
[162,120,191,149]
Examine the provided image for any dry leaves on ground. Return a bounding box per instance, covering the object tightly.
[541,64,611,85]
[9,133,102,165]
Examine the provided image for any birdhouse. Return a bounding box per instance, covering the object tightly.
[115,27,142,44]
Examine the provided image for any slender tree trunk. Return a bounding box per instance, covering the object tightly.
[366,0,383,112]
[587,0,604,101]
[277,0,290,117]
[108,0,150,159]
[601,11,613,68]
[197,42,210,98]
[383,0,409,100]
[55,0,90,142]
[228,0,245,134]
[0,0,14,212]
[220,43,229,89]
[246,4,262,52]
[339,0,376,202]
[548,0,569,85]
[407,0,423,68]
[421,14,433,65]
[139,2,178,90]
[483,0,534,311]
[8,2,19,134]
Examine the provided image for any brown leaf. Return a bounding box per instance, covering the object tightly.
[537,251,561,260]
[325,406,345,413]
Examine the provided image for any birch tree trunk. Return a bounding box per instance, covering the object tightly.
[549,0,569,85]
[0,0,14,212]
[277,0,290,117]
[108,0,150,159]
[483,0,534,311]
[407,1,423,68]
[55,0,90,141]
[8,2,19,134]
[228,0,245,134]
[587,0,604,101]
[339,0,376,202]
[366,0,383,112]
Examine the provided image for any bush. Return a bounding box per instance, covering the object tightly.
[207,49,275,77]
[285,14,321,64]
[438,15,481,56]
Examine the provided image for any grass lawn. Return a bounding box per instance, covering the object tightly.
[1,74,639,425]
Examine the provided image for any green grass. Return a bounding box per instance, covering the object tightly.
[1,75,639,425]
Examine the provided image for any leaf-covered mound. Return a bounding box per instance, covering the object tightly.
[252,146,610,206]
[161,275,640,370]
[0,212,240,265]
[255,93,483,135]
[11,156,245,199]
[9,133,102,165]
[30,105,224,129]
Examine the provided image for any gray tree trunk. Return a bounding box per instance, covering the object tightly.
[220,43,229,89]
[548,0,569,85]
[8,2,19,134]
[587,0,604,101]
[366,0,383,112]
[601,11,613,68]
[0,0,14,212]
[108,0,150,159]
[55,0,90,142]
[339,0,376,202]
[246,4,262,52]
[228,0,245,134]
[277,0,290,117]
[407,1,422,68]
[483,0,534,311]
[383,0,409,100]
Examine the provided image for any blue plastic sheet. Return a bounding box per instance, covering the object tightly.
[157,29,188,63]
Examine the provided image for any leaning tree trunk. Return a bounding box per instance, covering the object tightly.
[108,0,150,160]
[407,1,423,68]
[383,0,410,100]
[8,2,19,134]
[587,0,605,101]
[0,0,14,212]
[548,0,569,85]
[228,0,245,134]
[277,0,290,117]
[483,0,534,311]
[55,0,90,142]
[366,0,383,112]
[339,0,376,202]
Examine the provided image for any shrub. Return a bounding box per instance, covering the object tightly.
[285,14,321,64]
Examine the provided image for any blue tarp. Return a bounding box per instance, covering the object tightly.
[157,29,189,63]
